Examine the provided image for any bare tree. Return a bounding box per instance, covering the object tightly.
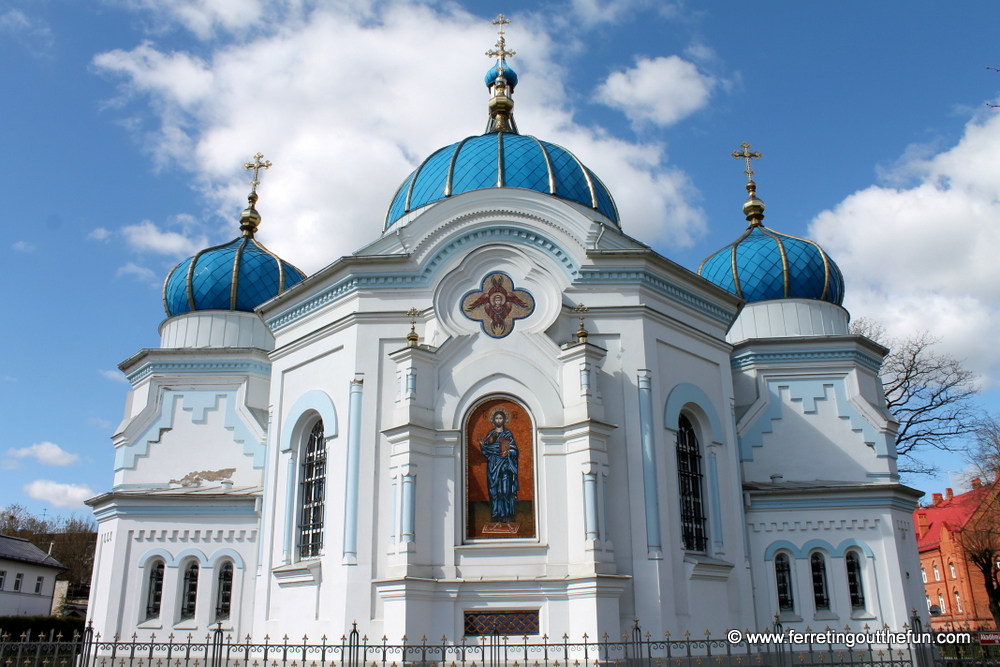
[852,318,979,475]
[1,504,97,595]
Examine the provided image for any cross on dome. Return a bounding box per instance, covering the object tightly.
[244,152,272,195]
[732,142,762,185]
[239,152,272,237]
[732,141,765,226]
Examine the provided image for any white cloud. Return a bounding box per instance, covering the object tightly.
[100,369,130,384]
[12,241,34,252]
[0,8,53,56]
[121,220,205,256]
[6,442,79,466]
[87,417,113,429]
[93,3,708,272]
[596,55,715,128]
[810,107,1000,385]
[116,262,159,283]
[88,227,112,241]
[23,480,94,508]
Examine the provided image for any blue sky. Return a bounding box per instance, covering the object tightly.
[3,0,1000,516]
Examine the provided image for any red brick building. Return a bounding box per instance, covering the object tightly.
[914,479,998,630]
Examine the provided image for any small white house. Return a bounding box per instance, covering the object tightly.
[0,535,65,617]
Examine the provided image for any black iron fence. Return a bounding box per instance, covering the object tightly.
[0,615,983,667]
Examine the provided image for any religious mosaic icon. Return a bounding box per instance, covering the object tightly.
[462,272,535,338]
[465,397,535,539]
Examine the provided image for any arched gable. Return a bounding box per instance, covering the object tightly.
[281,390,338,453]
[664,383,724,445]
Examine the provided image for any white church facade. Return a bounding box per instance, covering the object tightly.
[86,23,926,641]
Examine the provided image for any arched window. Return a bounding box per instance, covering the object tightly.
[215,562,234,621]
[937,593,947,614]
[949,562,957,579]
[775,553,794,611]
[955,590,963,613]
[180,562,199,620]
[921,568,927,583]
[145,560,165,619]
[845,551,866,609]
[299,420,326,558]
[676,415,706,552]
[933,564,940,581]
[810,553,830,610]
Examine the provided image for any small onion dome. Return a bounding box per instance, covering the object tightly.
[698,225,845,305]
[162,237,306,317]
[485,61,518,90]
[384,132,619,229]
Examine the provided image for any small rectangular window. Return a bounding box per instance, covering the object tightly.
[0,570,5,590]
[13,573,23,591]
[34,576,44,594]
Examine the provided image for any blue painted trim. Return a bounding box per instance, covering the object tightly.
[764,538,875,561]
[127,359,271,385]
[171,548,209,568]
[115,390,267,470]
[637,370,662,557]
[206,549,245,569]
[95,504,258,521]
[137,549,174,569]
[575,269,734,326]
[664,383,725,444]
[266,227,576,331]
[739,378,889,462]
[583,469,599,540]
[731,349,883,373]
[280,390,338,453]
[401,472,415,543]
[343,380,364,565]
[706,450,723,552]
[750,495,916,512]
[283,456,296,561]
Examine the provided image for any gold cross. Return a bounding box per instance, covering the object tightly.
[573,303,589,324]
[407,307,419,326]
[243,152,272,195]
[486,14,515,61]
[731,142,762,183]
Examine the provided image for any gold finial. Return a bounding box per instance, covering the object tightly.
[732,142,765,227]
[485,14,518,134]
[406,307,420,347]
[239,152,272,238]
[574,303,589,344]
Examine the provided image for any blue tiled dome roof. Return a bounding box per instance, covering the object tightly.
[698,225,845,305]
[384,132,619,229]
[485,62,518,89]
[163,237,306,317]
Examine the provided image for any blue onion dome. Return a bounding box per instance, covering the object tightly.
[384,133,620,229]
[485,61,518,89]
[162,179,306,317]
[698,168,844,305]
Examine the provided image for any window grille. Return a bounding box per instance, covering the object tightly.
[675,415,707,552]
[810,553,830,610]
[299,420,326,558]
[846,552,865,609]
[775,553,794,611]
[146,561,165,619]
[216,562,234,620]
[464,610,540,636]
[180,562,199,620]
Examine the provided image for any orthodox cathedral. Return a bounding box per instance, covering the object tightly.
[86,18,926,641]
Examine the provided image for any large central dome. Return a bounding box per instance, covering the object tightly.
[384,132,620,230]
[383,27,619,231]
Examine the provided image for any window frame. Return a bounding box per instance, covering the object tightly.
[675,414,707,552]
[34,575,43,594]
[297,420,327,559]
[179,561,199,621]
[774,552,795,612]
[145,559,165,620]
[810,552,830,611]
[13,573,23,592]
[845,551,866,610]
[215,561,234,621]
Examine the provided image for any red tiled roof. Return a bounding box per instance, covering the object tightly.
[915,484,994,552]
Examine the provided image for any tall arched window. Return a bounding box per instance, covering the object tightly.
[955,590,963,613]
[180,562,199,620]
[775,553,794,611]
[299,420,326,558]
[846,551,866,609]
[145,560,165,619]
[215,562,234,621]
[810,553,830,610]
[676,415,707,552]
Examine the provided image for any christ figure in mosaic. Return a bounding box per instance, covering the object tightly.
[479,406,519,523]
